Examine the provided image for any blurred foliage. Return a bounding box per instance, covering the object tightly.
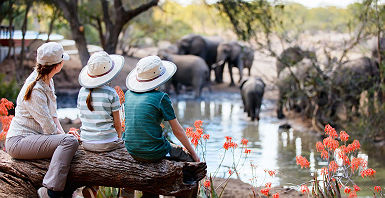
[127,9,193,45]
[281,3,354,33]
[0,74,20,104]
[1,0,381,46]
[96,186,120,198]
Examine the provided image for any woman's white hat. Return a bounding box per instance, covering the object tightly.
[78,51,125,88]
[36,42,70,65]
[126,55,176,92]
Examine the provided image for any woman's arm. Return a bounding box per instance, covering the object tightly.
[53,117,65,134]
[25,89,58,135]
[168,118,200,162]
[112,110,122,138]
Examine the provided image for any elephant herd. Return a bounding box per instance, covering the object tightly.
[159,34,383,123]
[158,34,263,121]
[275,44,383,124]
[159,34,255,95]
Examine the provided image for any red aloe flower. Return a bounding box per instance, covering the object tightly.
[203,134,210,140]
[244,149,251,154]
[324,124,338,138]
[296,156,310,169]
[261,187,271,196]
[351,157,366,172]
[339,131,349,142]
[323,136,339,151]
[374,186,382,192]
[320,167,328,176]
[353,185,360,192]
[203,180,210,188]
[329,161,338,173]
[349,191,357,198]
[185,127,194,137]
[266,169,276,177]
[194,120,203,129]
[321,150,328,160]
[316,141,324,152]
[361,168,376,178]
[272,193,279,198]
[300,185,309,194]
[241,138,249,146]
[344,187,351,194]
[114,86,125,104]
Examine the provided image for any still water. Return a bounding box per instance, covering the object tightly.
[57,92,385,197]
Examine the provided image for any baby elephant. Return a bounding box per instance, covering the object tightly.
[240,77,265,121]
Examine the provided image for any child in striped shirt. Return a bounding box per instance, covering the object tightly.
[77,51,125,152]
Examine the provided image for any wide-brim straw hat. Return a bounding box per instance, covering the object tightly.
[79,51,125,88]
[126,55,176,92]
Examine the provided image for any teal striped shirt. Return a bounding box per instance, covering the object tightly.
[124,90,176,160]
[77,86,121,142]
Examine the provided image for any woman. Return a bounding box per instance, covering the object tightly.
[5,42,80,198]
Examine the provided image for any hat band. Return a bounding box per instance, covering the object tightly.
[136,69,165,82]
[88,61,115,78]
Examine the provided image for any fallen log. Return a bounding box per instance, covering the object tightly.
[0,147,207,197]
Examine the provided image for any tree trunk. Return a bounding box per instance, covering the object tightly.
[18,1,32,82]
[0,148,206,197]
[47,7,58,42]
[104,25,123,54]
[100,0,159,54]
[53,0,90,66]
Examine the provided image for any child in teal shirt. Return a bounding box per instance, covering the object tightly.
[124,55,199,163]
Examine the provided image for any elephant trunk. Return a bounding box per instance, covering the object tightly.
[212,59,225,69]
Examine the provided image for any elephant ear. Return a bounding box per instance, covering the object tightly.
[239,78,248,90]
[231,43,242,60]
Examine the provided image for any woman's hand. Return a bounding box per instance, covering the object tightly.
[56,128,65,134]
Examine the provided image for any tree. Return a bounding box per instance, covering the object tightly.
[0,148,206,197]
[88,0,159,54]
[52,0,90,66]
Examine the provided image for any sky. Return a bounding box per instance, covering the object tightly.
[175,0,364,8]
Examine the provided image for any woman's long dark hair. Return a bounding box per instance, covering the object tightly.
[23,62,61,101]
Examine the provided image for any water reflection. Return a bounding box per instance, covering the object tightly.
[57,92,385,196]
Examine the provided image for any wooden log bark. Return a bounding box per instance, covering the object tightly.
[0,148,207,197]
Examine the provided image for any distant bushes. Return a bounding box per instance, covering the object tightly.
[0,74,20,104]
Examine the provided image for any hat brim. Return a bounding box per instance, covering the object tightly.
[62,52,70,61]
[126,60,177,92]
[78,55,125,88]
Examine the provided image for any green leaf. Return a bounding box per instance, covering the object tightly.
[199,184,208,198]
[210,176,219,198]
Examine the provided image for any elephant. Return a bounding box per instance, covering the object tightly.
[240,77,265,121]
[242,46,255,76]
[371,37,385,61]
[214,41,248,86]
[329,57,380,119]
[276,60,322,119]
[158,51,210,98]
[276,46,317,77]
[177,34,221,81]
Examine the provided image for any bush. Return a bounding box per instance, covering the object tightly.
[0,74,20,104]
